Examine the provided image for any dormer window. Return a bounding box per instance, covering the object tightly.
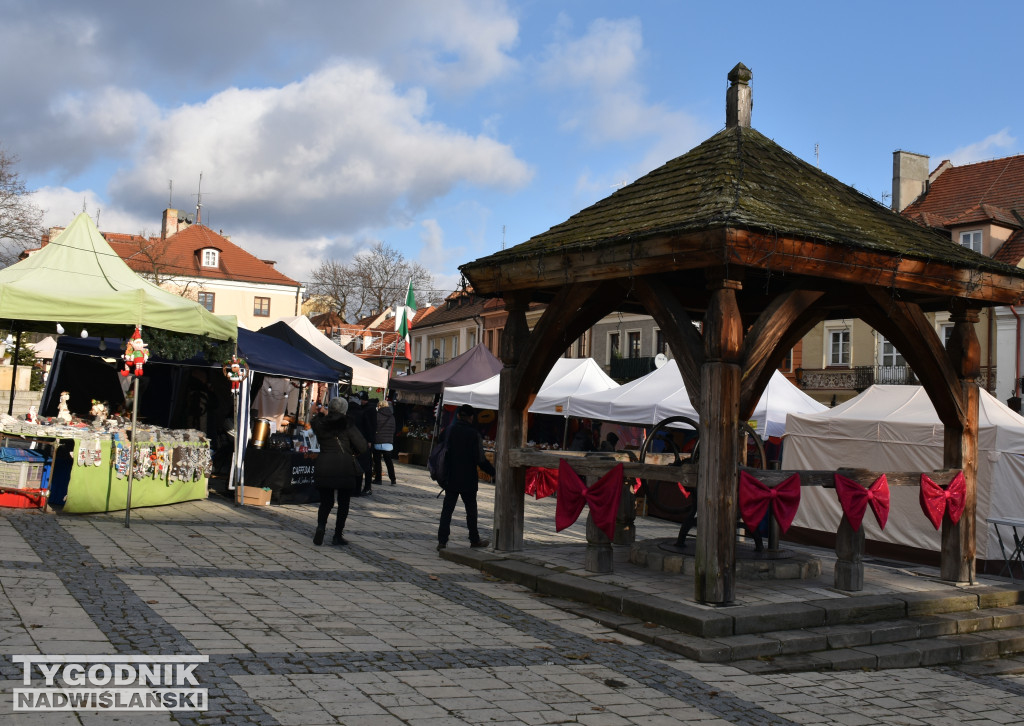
[959,230,983,254]
[201,248,219,267]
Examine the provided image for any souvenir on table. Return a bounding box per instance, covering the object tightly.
[57,391,72,423]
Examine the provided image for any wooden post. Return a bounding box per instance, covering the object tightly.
[614,481,636,545]
[493,294,531,552]
[585,509,614,573]
[695,273,743,604]
[834,515,865,591]
[941,303,980,583]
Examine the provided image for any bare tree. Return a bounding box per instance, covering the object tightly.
[0,147,44,267]
[308,241,442,322]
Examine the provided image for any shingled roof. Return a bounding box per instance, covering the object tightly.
[462,125,1024,281]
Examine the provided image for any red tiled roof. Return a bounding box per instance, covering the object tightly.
[902,155,1024,229]
[994,229,1024,266]
[105,225,299,287]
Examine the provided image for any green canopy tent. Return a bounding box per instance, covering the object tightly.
[0,212,237,525]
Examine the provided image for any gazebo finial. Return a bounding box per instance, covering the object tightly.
[726,62,752,129]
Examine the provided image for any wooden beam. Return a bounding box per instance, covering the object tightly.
[463,228,1024,305]
[509,281,625,410]
[852,287,964,428]
[941,303,981,583]
[632,275,705,409]
[696,273,743,604]
[739,289,826,419]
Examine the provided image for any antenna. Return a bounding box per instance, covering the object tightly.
[814,143,820,168]
[81,197,87,214]
[195,172,203,224]
[168,179,173,207]
[95,209,100,229]
[501,225,506,250]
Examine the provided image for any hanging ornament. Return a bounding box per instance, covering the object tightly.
[121,326,149,378]
[222,355,249,394]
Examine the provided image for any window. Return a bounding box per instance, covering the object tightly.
[201,249,219,267]
[198,292,215,312]
[655,329,666,356]
[451,335,459,358]
[608,332,620,363]
[960,230,982,253]
[878,335,905,367]
[829,329,850,366]
[779,348,792,372]
[942,324,955,347]
[254,297,270,317]
[467,331,476,348]
[627,331,641,358]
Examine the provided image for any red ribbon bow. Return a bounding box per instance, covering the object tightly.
[555,459,623,539]
[525,467,558,500]
[919,471,966,530]
[834,473,890,531]
[738,471,801,533]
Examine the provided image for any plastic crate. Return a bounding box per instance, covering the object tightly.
[0,488,47,509]
[0,460,45,489]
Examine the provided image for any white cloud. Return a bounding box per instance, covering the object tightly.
[109,62,533,238]
[536,16,709,181]
[419,219,446,265]
[945,129,1018,166]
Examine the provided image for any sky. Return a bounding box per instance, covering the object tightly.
[3,0,1022,303]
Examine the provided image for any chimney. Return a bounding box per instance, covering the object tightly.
[891,151,930,212]
[162,208,178,240]
[726,63,752,129]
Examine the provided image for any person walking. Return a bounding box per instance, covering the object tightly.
[373,398,397,487]
[310,397,367,546]
[437,404,494,551]
[355,391,377,495]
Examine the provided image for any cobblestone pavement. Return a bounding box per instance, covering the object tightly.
[3,464,1024,725]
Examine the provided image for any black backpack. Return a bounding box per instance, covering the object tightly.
[427,425,451,490]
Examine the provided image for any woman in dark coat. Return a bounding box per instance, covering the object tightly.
[310,397,367,546]
[373,399,397,486]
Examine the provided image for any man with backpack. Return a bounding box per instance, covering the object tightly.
[436,404,494,551]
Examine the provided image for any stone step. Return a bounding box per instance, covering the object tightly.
[446,548,1024,670]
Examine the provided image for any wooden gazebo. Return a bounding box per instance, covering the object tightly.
[459,64,1024,604]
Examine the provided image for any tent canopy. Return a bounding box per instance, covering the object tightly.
[566,360,825,437]
[28,336,57,359]
[54,328,340,382]
[257,317,366,385]
[784,384,1024,560]
[389,344,502,394]
[443,358,618,415]
[0,213,236,340]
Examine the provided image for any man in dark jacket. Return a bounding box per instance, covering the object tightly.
[354,391,377,494]
[437,404,494,551]
[310,397,367,546]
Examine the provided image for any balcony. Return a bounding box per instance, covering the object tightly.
[797,365,995,391]
[610,356,657,381]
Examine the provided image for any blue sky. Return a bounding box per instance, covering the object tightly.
[2,0,1021,301]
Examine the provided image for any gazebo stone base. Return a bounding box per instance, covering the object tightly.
[630,538,821,580]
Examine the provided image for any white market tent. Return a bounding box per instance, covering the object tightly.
[27,336,56,359]
[443,358,618,414]
[262,315,389,388]
[565,359,825,437]
[783,385,1024,561]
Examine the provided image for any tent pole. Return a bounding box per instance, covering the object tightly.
[8,331,21,416]
[124,375,140,528]
[562,417,570,450]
